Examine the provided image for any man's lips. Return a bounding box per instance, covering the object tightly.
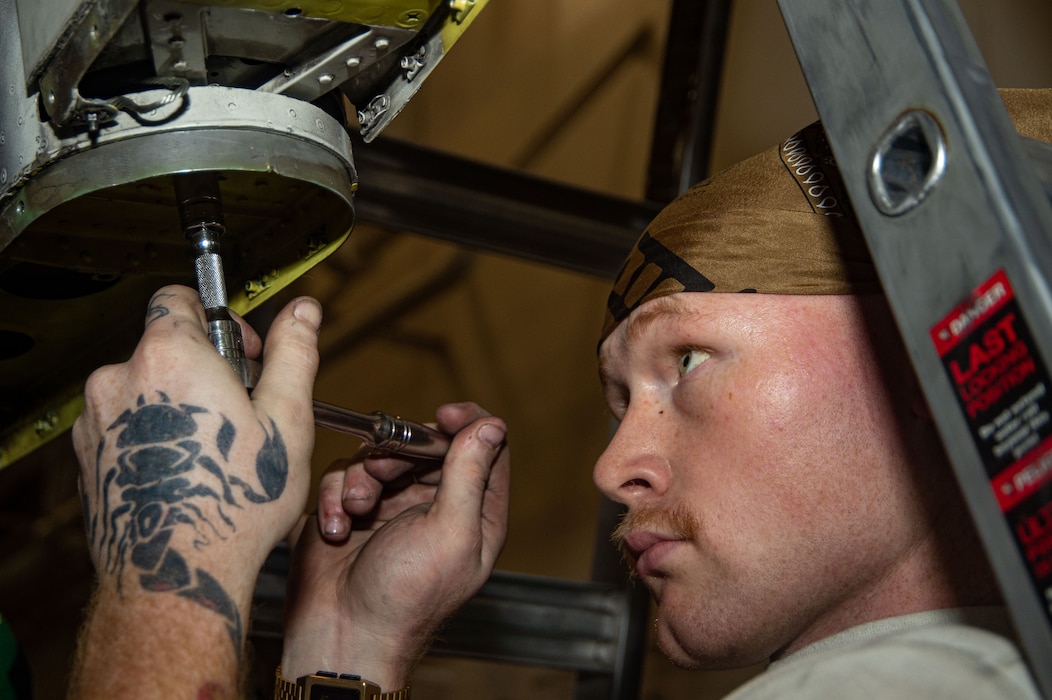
[621,530,686,577]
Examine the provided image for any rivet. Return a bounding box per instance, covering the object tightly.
[35,412,59,435]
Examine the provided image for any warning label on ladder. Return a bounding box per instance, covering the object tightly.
[932,269,1052,612]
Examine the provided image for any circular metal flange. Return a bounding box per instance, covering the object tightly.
[1,85,357,250]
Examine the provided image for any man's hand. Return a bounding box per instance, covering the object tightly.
[280,402,511,690]
[69,285,322,698]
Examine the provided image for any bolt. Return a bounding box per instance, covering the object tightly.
[374,37,390,51]
[318,73,334,86]
[35,412,59,435]
[450,0,475,23]
[346,56,361,68]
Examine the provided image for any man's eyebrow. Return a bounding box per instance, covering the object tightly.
[598,296,703,392]
[623,295,706,348]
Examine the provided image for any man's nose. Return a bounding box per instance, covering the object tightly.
[592,409,672,506]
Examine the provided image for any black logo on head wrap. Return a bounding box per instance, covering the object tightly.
[606,232,715,326]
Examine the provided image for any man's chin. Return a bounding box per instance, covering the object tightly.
[655,619,769,672]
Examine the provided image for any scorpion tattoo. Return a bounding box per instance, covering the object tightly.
[83,391,289,651]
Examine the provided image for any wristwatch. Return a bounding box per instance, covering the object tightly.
[274,667,411,700]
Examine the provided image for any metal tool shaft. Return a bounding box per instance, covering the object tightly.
[313,400,450,458]
[175,172,261,387]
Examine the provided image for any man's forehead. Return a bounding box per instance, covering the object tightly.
[600,293,720,360]
[599,291,841,358]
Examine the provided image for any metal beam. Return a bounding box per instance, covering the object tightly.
[646,0,733,203]
[351,136,662,280]
[252,546,645,676]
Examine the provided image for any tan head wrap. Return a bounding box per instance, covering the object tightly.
[599,88,1052,345]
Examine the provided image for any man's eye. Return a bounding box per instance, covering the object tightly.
[678,349,710,377]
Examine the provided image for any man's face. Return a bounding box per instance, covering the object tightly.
[595,292,932,669]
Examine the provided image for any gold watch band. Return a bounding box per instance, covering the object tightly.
[274,670,299,700]
[274,666,411,700]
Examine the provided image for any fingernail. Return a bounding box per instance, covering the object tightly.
[344,484,370,501]
[322,517,346,537]
[293,299,322,333]
[478,422,506,449]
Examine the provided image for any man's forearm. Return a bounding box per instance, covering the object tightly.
[69,582,250,699]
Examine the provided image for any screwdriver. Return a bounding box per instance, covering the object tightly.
[312,400,450,459]
[175,172,450,459]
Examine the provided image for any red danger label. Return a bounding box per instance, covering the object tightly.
[933,270,1052,606]
[931,271,1012,356]
[932,270,1052,509]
